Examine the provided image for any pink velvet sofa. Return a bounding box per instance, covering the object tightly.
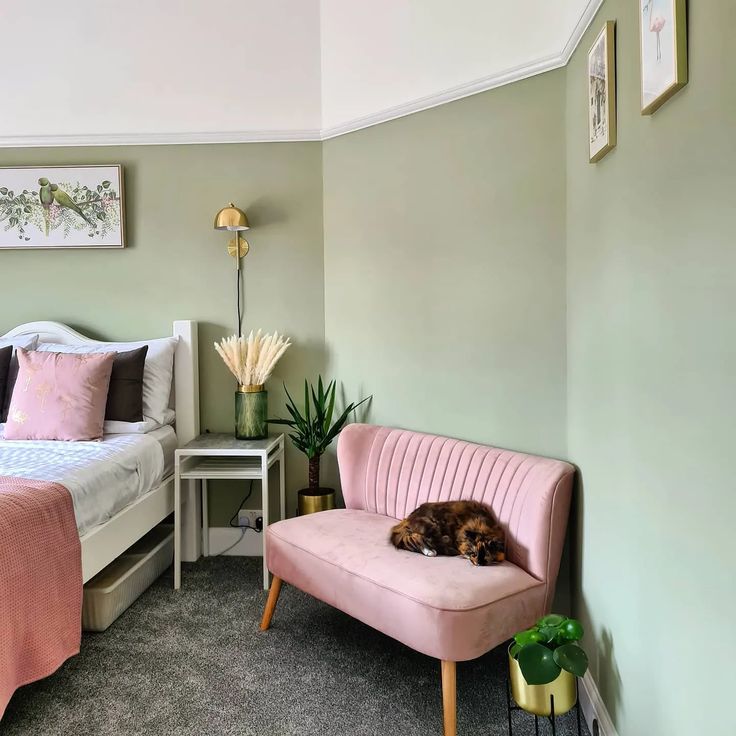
[260,424,574,736]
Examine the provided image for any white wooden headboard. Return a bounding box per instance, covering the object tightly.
[1,320,200,444]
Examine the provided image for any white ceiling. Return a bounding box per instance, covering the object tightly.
[0,0,601,147]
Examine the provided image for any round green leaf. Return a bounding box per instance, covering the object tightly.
[518,643,562,685]
[560,618,584,641]
[514,629,545,646]
[538,613,566,627]
[553,643,589,677]
[537,625,560,642]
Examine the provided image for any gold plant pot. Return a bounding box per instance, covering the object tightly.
[297,488,336,515]
[508,648,577,717]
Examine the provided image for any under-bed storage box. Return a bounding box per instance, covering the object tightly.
[82,524,173,632]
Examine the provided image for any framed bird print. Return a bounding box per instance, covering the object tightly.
[0,165,125,249]
[639,0,688,115]
[588,21,617,163]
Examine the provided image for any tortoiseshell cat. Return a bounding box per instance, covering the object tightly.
[390,500,505,566]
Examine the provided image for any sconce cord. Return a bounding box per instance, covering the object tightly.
[236,267,243,338]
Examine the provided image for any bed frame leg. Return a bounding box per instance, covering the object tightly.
[441,660,457,736]
[260,576,282,630]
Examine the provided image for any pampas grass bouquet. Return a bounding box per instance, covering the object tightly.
[214,330,291,389]
[214,330,291,439]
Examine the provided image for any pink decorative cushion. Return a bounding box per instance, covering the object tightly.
[3,349,115,442]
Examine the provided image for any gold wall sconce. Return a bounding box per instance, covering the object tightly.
[214,202,251,337]
[214,203,250,270]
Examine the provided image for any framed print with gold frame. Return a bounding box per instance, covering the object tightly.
[588,21,617,164]
[639,0,688,115]
[0,165,125,249]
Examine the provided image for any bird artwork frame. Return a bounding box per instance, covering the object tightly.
[0,165,125,249]
[639,0,688,115]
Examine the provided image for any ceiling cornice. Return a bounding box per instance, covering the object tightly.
[0,0,602,148]
[320,51,565,141]
[321,0,604,140]
[561,0,606,63]
[0,129,323,148]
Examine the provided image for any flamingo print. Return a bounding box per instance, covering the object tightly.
[645,0,666,61]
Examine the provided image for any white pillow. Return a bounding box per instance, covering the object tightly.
[0,334,39,352]
[103,419,162,435]
[37,336,178,427]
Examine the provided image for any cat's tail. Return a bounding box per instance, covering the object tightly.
[390,519,423,553]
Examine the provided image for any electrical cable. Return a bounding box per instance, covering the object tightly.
[228,481,254,528]
[214,528,246,557]
[213,481,260,556]
[236,267,242,338]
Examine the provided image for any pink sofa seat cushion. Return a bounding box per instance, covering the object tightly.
[266,509,546,661]
[337,424,575,610]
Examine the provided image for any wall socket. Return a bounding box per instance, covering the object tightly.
[237,509,263,531]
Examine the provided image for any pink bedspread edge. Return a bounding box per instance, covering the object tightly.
[0,475,82,719]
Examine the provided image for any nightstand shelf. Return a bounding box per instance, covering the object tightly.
[178,456,265,480]
[174,433,285,591]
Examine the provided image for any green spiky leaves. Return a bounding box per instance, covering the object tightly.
[268,376,371,465]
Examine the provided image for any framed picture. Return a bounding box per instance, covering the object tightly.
[639,0,688,115]
[588,21,617,164]
[0,165,125,249]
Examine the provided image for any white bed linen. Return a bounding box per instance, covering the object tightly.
[0,426,175,535]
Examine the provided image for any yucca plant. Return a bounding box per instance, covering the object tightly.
[269,376,370,489]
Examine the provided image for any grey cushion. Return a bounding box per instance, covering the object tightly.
[105,346,149,422]
[0,346,11,422]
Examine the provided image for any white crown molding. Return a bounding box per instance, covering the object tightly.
[0,0,602,148]
[321,0,604,140]
[0,129,322,149]
[562,0,606,63]
[320,52,564,140]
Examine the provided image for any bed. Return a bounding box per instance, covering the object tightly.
[0,320,202,581]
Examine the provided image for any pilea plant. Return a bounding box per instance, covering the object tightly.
[510,614,589,685]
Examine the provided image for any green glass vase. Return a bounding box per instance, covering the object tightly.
[235,385,268,440]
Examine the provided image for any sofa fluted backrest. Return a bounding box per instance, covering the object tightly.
[337,424,575,589]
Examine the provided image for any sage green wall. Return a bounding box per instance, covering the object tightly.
[4,10,734,729]
[322,71,569,472]
[0,143,325,521]
[566,1,736,734]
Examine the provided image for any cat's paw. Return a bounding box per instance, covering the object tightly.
[422,547,437,557]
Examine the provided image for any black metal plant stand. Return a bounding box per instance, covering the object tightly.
[506,677,583,736]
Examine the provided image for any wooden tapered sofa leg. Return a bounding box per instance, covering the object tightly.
[441,660,457,736]
[259,576,283,631]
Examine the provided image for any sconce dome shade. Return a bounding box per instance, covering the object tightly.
[214,203,250,231]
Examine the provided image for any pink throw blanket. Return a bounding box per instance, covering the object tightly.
[0,476,82,718]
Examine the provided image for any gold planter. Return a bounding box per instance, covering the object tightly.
[297,488,336,515]
[508,649,577,717]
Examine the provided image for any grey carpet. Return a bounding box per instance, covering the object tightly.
[4,557,589,736]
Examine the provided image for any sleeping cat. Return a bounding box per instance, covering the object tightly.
[390,500,505,566]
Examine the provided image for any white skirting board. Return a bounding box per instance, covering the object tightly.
[207,527,264,557]
[579,671,619,736]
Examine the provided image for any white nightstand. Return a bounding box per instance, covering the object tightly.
[174,433,285,590]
